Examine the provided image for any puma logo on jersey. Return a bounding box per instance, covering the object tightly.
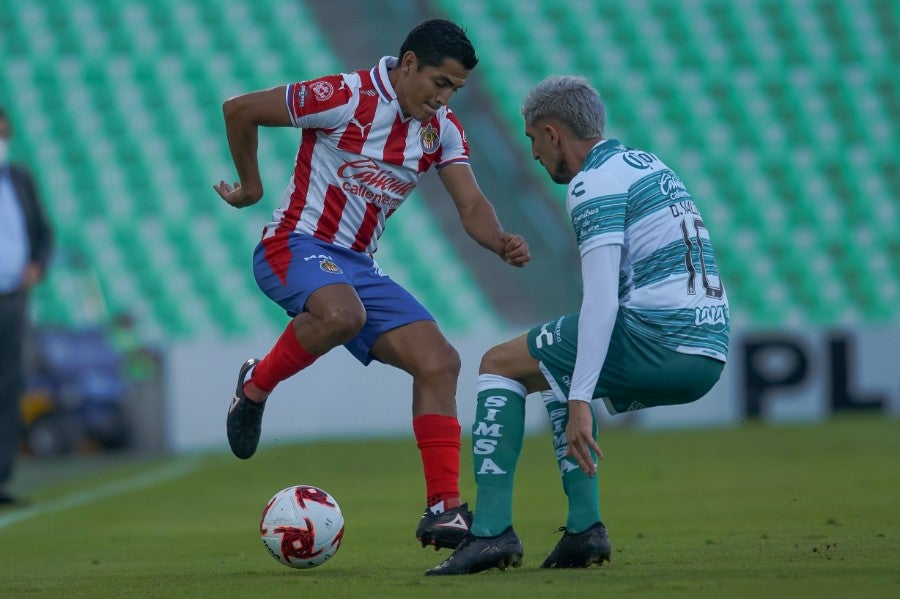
[349,117,373,136]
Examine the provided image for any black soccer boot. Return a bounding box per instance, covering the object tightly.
[415,503,473,550]
[540,521,612,568]
[226,358,264,459]
[425,526,524,576]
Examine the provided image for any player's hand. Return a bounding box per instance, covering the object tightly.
[21,263,44,290]
[500,232,530,267]
[565,400,603,476]
[213,180,260,208]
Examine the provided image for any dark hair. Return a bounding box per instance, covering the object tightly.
[399,19,478,70]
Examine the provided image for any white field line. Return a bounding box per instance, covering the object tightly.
[0,458,200,531]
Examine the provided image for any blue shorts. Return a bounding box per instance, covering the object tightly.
[253,234,434,365]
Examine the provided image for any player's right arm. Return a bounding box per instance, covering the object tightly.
[564,243,619,476]
[214,86,292,208]
[564,170,627,474]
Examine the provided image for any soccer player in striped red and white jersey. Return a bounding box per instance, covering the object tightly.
[214,19,530,552]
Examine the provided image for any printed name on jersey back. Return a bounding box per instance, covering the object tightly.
[288,74,353,121]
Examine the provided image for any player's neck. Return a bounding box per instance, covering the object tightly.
[568,136,604,171]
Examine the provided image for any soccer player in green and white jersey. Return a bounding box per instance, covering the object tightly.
[427,75,730,575]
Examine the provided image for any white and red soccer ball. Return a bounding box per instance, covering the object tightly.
[259,485,345,569]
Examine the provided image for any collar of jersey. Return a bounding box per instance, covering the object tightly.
[372,56,398,104]
[584,138,623,164]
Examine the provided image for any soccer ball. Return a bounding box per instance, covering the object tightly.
[259,485,345,569]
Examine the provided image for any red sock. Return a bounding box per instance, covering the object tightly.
[249,322,319,393]
[413,414,462,509]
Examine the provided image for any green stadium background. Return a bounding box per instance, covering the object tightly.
[1,0,898,452]
[1,0,896,341]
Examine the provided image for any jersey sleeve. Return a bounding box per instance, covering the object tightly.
[568,170,628,257]
[435,108,470,169]
[568,244,621,402]
[285,73,356,130]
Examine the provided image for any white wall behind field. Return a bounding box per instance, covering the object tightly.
[165,327,900,453]
[165,330,550,453]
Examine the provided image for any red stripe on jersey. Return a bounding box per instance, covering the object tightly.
[434,110,470,171]
[287,75,352,121]
[260,231,293,286]
[383,114,410,166]
[313,184,348,243]
[350,200,381,252]
[263,129,317,284]
[338,70,378,154]
[446,110,470,156]
[419,148,439,173]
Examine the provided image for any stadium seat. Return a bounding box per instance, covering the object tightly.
[434,0,899,328]
[4,0,897,335]
[0,0,498,341]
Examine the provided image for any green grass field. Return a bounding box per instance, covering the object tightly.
[1,415,898,598]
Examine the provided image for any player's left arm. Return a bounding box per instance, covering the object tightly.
[565,243,621,476]
[214,86,292,208]
[438,163,531,267]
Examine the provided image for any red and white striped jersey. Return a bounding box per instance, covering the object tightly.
[262,56,471,257]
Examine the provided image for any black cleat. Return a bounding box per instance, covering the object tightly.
[226,358,264,459]
[425,526,524,576]
[415,503,473,550]
[540,521,612,568]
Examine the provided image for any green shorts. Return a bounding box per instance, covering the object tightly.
[527,312,725,415]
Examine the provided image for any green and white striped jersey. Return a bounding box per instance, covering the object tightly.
[569,139,730,361]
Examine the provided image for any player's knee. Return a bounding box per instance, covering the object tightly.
[438,345,462,380]
[478,345,508,375]
[320,305,366,343]
[419,343,461,384]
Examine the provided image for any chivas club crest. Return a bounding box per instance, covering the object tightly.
[319,259,343,274]
[419,123,439,154]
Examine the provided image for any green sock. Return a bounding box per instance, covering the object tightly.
[542,391,602,533]
[470,374,526,537]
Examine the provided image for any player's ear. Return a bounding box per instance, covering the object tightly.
[400,51,417,74]
[545,123,560,146]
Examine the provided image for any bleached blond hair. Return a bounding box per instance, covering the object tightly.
[521,75,605,139]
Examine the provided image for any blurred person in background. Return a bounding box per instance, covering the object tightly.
[0,107,53,507]
[428,76,730,575]
[213,19,530,552]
